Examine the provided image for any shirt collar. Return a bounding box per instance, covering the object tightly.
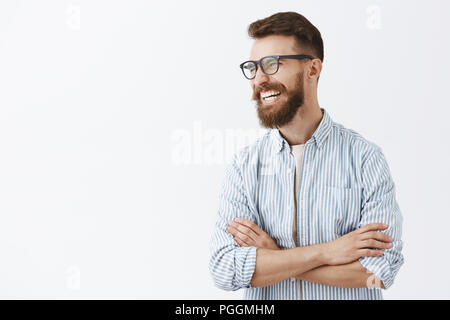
[270,108,333,153]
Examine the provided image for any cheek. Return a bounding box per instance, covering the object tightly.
[279,67,302,82]
[281,78,299,93]
[271,74,290,88]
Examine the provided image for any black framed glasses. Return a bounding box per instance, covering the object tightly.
[239,54,315,80]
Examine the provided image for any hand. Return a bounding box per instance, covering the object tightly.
[321,223,393,266]
[226,217,280,250]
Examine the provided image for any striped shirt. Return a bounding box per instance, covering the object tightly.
[209,108,404,300]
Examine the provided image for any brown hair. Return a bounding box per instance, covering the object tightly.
[248,11,324,63]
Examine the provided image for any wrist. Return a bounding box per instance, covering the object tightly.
[315,243,329,265]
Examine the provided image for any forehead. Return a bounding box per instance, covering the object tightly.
[249,34,299,60]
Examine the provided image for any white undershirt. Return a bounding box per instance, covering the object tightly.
[290,144,305,247]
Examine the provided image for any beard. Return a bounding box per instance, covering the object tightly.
[252,72,304,128]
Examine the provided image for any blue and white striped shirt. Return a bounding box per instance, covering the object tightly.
[209,108,404,300]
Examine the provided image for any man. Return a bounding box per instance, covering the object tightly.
[209,11,404,300]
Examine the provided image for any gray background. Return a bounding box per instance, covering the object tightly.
[0,0,448,299]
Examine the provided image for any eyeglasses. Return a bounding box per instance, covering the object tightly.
[239,54,315,80]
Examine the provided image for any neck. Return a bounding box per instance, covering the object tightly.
[277,102,323,146]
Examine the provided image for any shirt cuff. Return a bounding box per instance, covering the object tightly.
[235,246,258,288]
[359,256,394,289]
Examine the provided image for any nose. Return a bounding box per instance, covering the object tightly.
[251,65,270,88]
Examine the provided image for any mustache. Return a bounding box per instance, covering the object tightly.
[252,83,285,101]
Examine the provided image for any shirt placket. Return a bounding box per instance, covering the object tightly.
[296,143,310,300]
[286,146,304,300]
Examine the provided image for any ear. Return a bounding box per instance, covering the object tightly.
[308,59,322,80]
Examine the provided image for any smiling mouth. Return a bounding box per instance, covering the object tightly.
[260,91,282,105]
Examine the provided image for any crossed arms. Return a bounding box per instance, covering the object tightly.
[227,218,389,288]
[209,150,404,291]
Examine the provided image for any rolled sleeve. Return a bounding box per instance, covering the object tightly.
[358,147,404,289]
[209,152,258,291]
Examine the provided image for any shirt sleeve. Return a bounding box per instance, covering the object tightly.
[358,147,405,289]
[208,152,258,291]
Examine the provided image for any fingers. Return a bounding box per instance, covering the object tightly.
[227,218,280,250]
[234,217,261,236]
[227,221,256,245]
[355,223,388,234]
[233,236,247,247]
[228,219,258,240]
[360,231,393,243]
[227,225,251,246]
[358,249,385,258]
[360,239,392,250]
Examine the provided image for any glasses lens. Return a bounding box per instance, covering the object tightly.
[242,62,256,79]
[262,56,278,74]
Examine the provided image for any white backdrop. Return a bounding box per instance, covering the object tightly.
[0,0,449,299]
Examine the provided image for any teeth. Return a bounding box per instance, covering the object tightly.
[264,95,278,102]
[261,90,280,99]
